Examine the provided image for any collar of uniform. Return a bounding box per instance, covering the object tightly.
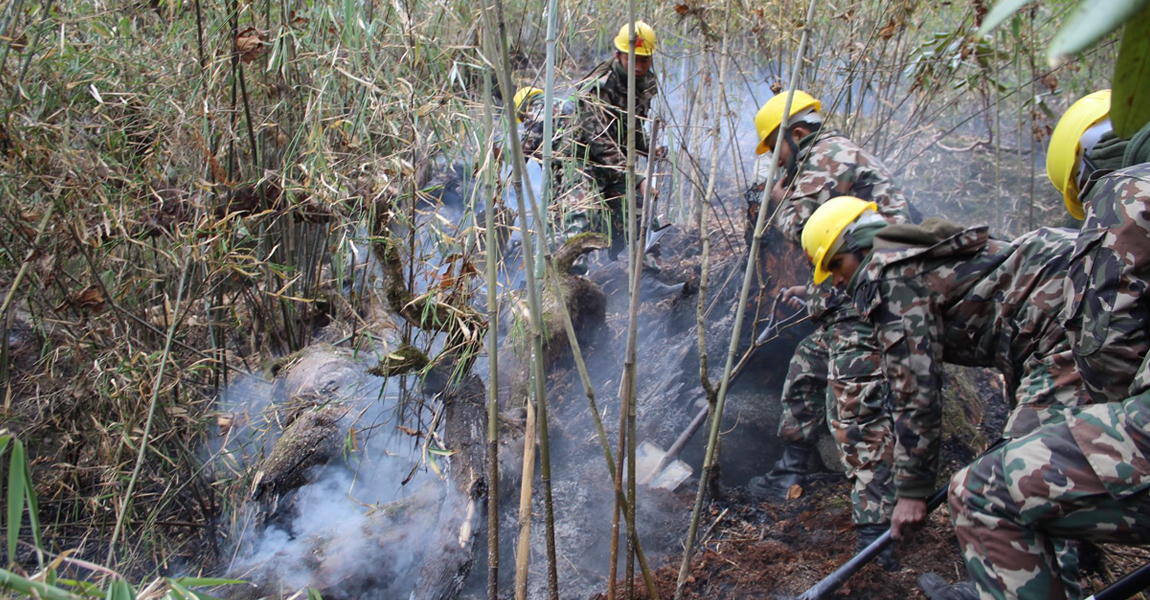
[795,128,842,160]
[609,58,654,88]
[846,247,875,294]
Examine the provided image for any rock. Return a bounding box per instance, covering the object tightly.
[283,344,365,400]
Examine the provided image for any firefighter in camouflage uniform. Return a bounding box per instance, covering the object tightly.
[745,91,911,569]
[934,92,1150,600]
[522,22,656,250]
[802,197,1098,597]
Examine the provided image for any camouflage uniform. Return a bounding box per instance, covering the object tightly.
[850,225,1091,500]
[1061,163,1150,402]
[770,131,910,526]
[850,224,1096,597]
[949,351,1150,600]
[943,165,1150,600]
[522,59,657,258]
[825,305,897,526]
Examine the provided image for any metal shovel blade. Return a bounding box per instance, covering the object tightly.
[636,440,693,490]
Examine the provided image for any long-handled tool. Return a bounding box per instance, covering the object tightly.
[637,292,807,489]
[797,486,949,600]
[798,437,1009,599]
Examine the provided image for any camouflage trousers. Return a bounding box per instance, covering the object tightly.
[826,312,897,527]
[777,327,829,445]
[948,413,1150,600]
[778,305,896,526]
[562,180,637,260]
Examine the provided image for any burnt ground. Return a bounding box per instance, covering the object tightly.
[600,475,968,600]
[594,475,1133,600]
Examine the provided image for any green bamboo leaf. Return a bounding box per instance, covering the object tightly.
[0,568,85,600]
[978,0,1036,37]
[56,578,105,597]
[307,588,323,600]
[1113,4,1150,137]
[0,436,10,458]
[1048,0,1150,65]
[104,578,133,600]
[7,440,26,562]
[22,451,40,553]
[165,579,190,600]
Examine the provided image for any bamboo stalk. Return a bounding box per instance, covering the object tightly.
[480,59,501,600]
[697,0,733,402]
[673,0,819,597]
[537,0,561,595]
[511,18,661,599]
[481,1,560,597]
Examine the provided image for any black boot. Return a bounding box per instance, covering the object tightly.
[918,573,979,600]
[747,443,812,500]
[855,523,899,571]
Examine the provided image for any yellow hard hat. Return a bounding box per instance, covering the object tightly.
[755,90,821,156]
[802,196,878,284]
[1047,89,1111,220]
[614,21,656,56]
[513,86,544,123]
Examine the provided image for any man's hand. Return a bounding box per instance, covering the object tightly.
[770,177,788,203]
[890,496,928,540]
[638,178,658,200]
[781,285,807,311]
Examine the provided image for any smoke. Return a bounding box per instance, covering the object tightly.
[219,358,457,598]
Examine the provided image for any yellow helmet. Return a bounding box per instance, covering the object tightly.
[614,20,656,56]
[755,90,821,156]
[513,86,544,123]
[801,196,878,284]
[1047,89,1111,219]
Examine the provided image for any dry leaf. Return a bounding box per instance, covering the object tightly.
[235,27,269,64]
[1042,73,1058,93]
[75,286,106,312]
[289,10,309,28]
[675,3,689,14]
[770,80,783,94]
[786,484,803,500]
[397,425,423,437]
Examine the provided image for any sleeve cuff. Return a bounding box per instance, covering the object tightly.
[895,480,936,499]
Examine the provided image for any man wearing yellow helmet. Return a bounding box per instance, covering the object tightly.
[559,20,659,264]
[513,86,544,125]
[932,94,1150,600]
[803,198,1094,600]
[1045,90,1150,404]
[747,91,912,567]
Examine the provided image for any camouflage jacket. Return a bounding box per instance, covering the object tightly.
[1061,163,1150,400]
[520,96,574,158]
[849,225,1080,497]
[768,131,912,319]
[774,131,911,246]
[531,60,657,196]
